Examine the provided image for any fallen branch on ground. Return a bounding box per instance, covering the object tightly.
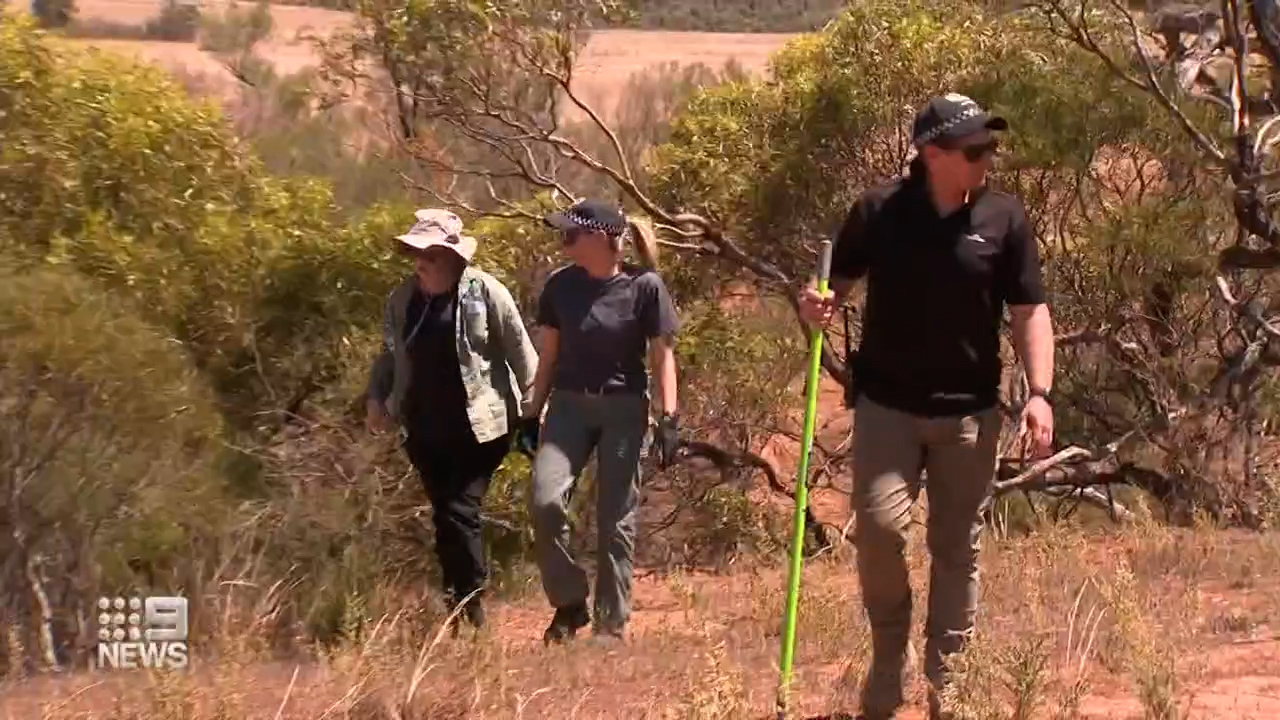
[678,440,836,553]
[994,444,1161,522]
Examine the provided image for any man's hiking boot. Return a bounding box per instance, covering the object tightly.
[542,603,590,645]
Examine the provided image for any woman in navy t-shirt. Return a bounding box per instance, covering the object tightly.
[519,199,682,645]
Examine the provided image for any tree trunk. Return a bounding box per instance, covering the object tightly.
[25,552,61,672]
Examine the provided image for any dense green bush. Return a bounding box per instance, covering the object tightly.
[0,15,405,428]
[31,0,74,27]
[144,0,201,41]
[0,261,229,670]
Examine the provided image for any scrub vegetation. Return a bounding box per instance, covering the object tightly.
[3,0,1280,717]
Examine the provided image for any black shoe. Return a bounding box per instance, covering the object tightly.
[446,593,485,637]
[542,603,590,645]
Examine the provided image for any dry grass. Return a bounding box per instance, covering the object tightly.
[35,0,794,121]
[4,524,1279,719]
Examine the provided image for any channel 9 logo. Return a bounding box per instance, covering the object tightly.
[94,595,189,671]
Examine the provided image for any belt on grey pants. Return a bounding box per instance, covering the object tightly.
[558,387,639,398]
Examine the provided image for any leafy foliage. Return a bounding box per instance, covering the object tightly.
[0,13,530,665]
[31,0,74,27]
[0,261,228,669]
[0,15,406,428]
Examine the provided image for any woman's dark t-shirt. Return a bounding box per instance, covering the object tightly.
[402,286,475,443]
[536,264,679,395]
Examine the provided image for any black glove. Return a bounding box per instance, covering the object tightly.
[655,413,681,469]
[515,416,541,458]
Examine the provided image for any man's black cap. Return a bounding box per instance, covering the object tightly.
[544,198,627,236]
[911,93,1008,147]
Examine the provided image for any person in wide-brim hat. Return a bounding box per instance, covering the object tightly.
[365,208,540,635]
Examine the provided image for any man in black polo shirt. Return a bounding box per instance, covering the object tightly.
[798,94,1056,720]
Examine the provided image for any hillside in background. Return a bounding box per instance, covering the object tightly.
[216,0,848,31]
[50,0,795,123]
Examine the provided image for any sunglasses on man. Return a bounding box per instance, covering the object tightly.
[941,138,1000,163]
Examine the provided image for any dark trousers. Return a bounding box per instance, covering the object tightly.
[402,429,511,605]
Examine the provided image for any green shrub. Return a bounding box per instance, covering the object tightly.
[31,0,74,28]
[144,0,201,41]
[0,14,404,427]
[0,260,229,663]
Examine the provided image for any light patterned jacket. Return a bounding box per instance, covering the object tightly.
[366,266,538,443]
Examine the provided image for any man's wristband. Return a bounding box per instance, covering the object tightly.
[1027,386,1053,407]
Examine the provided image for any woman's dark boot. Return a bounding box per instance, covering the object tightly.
[542,603,590,645]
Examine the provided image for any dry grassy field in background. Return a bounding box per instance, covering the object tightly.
[55,0,795,120]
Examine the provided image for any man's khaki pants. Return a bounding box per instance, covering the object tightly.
[851,396,1002,720]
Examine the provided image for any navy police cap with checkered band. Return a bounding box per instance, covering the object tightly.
[544,199,628,236]
[911,93,1008,148]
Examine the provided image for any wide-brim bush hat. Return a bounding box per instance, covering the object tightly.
[396,208,478,263]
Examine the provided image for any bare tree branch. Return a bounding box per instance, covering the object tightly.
[680,440,835,552]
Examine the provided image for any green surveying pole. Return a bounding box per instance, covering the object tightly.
[775,239,834,720]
